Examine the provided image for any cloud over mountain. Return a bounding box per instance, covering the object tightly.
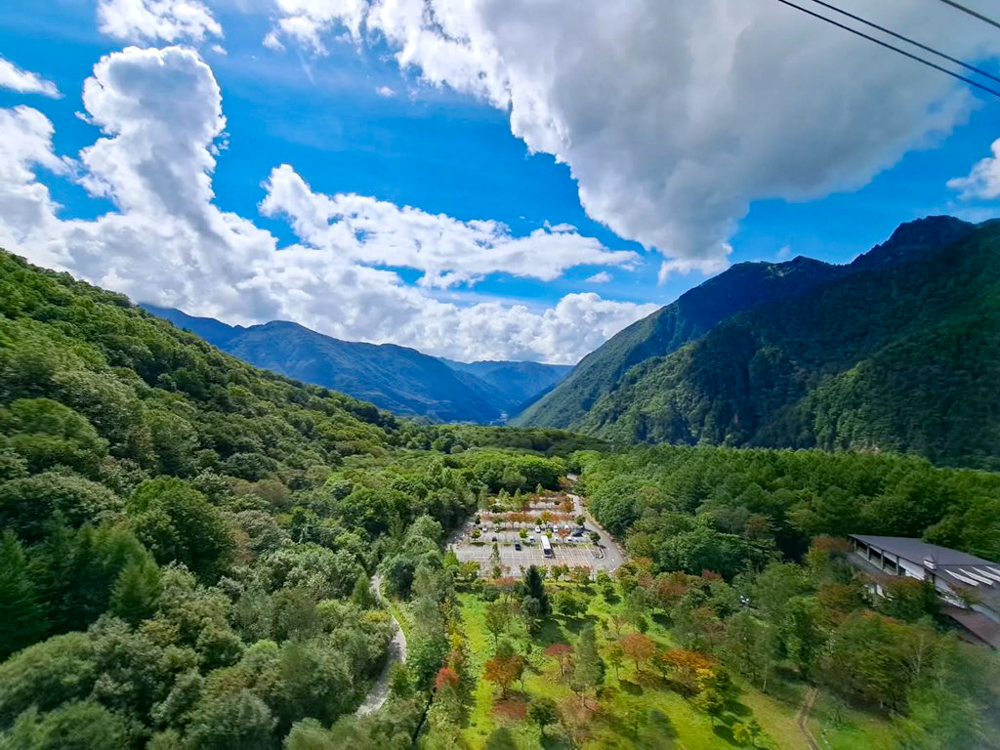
[264,0,1000,278]
[0,46,654,365]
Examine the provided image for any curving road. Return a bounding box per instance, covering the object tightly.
[568,493,626,572]
[355,574,407,717]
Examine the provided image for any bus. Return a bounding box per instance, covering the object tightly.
[541,534,553,557]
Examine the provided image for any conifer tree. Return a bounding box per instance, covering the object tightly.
[110,556,161,624]
[0,531,46,658]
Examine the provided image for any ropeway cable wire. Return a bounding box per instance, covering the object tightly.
[805,0,1000,84]
[775,0,1000,98]
[935,0,1000,32]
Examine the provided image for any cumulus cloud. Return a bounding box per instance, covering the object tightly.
[264,0,1000,276]
[0,46,654,364]
[585,271,611,284]
[0,58,60,98]
[97,0,223,43]
[260,164,637,288]
[949,137,1000,200]
[375,85,395,98]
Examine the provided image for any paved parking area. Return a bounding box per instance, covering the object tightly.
[451,540,613,577]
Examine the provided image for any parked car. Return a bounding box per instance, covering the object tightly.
[514,541,522,551]
[571,528,585,537]
[491,536,498,542]
[534,525,541,534]
[528,535,535,543]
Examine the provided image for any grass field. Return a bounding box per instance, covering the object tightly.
[442,582,894,750]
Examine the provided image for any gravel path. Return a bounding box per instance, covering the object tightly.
[355,574,407,717]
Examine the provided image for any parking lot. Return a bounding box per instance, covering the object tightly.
[451,539,611,577]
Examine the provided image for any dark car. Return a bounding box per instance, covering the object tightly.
[571,528,585,537]
[514,541,522,550]
[491,536,498,542]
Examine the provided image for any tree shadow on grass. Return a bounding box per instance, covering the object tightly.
[712,723,739,745]
[535,618,570,646]
[725,699,752,717]
[619,679,644,696]
[651,612,670,628]
[560,613,596,634]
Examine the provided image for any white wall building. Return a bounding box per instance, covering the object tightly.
[849,534,1000,649]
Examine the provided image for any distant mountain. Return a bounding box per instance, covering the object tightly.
[523,216,999,469]
[141,306,566,424]
[514,216,977,431]
[441,359,573,411]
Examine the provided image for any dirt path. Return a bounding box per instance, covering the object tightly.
[795,687,820,750]
[355,574,407,717]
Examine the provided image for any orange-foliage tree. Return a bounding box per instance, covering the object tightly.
[618,632,656,674]
[485,645,524,700]
[661,648,712,693]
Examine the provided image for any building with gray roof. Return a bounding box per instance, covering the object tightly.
[849,534,1000,648]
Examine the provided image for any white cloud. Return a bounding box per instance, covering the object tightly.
[97,0,223,43]
[0,46,654,364]
[585,271,611,284]
[260,165,637,288]
[375,85,395,98]
[264,0,1000,275]
[949,137,1000,200]
[0,58,60,98]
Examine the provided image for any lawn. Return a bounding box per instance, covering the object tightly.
[448,583,894,750]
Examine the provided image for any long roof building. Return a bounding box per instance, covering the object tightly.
[848,534,1000,649]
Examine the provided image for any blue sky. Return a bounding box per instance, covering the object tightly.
[1,0,999,363]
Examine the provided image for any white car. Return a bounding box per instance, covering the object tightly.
[528,535,536,543]
[534,525,541,534]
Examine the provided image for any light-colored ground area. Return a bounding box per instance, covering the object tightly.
[355,574,407,717]
[449,491,625,577]
[452,539,609,576]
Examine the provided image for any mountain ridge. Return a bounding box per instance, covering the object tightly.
[513,215,978,431]
[569,217,998,469]
[141,306,569,423]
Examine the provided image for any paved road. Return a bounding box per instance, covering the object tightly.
[569,493,625,572]
[355,574,407,717]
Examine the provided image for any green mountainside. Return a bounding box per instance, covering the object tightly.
[514,216,975,430]
[440,358,573,411]
[0,248,581,746]
[578,219,999,469]
[143,306,530,424]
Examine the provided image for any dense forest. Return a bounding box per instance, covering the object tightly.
[579,220,1000,468]
[0,250,576,749]
[570,445,1000,747]
[516,217,1000,471]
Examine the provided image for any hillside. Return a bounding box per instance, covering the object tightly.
[578,219,1000,469]
[143,306,518,423]
[0,248,578,747]
[515,216,975,430]
[441,358,573,411]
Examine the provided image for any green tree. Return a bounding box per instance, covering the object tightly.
[484,601,511,647]
[571,625,605,697]
[184,689,276,750]
[522,565,550,615]
[528,697,558,735]
[129,477,234,581]
[350,572,375,610]
[0,532,47,658]
[0,700,128,750]
[109,557,161,625]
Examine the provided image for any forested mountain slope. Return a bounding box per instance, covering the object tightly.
[580,219,999,469]
[441,358,573,410]
[0,249,577,748]
[514,216,975,429]
[143,306,515,423]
